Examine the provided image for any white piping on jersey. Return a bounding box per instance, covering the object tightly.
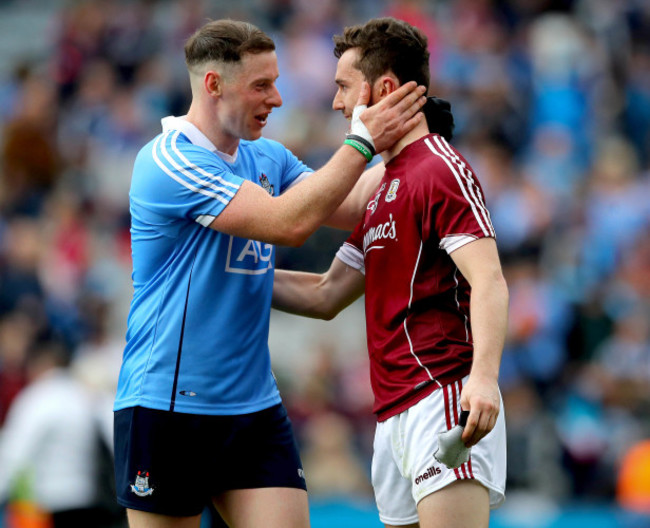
[365,245,385,253]
[433,136,494,237]
[424,137,495,238]
[169,131,240,191]
[453,267,470,342]
[152,132,237,205]
[163,130,238,196]
[404,241,443,389]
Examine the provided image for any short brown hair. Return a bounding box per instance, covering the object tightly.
[184,19,275,68]
[333,17,430,89]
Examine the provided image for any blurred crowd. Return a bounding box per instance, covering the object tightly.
[1,0,650,524]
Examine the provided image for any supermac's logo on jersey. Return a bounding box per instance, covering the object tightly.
[225,236,274,275]
[385,178,400,202]
[363,213,397,253]
[259,173,274,195]
[131,470,154,497]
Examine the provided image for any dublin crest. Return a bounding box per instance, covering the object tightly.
[131,471,154,497]
[258,173,274,195]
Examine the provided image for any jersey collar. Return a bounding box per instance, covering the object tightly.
[161,115,238,163]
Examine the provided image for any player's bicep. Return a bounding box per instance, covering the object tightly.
[449,237,502,287]
[208,180,288,242]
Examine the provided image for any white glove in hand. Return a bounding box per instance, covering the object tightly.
[433,410,470,469]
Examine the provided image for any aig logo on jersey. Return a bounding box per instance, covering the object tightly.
[385,178,400,202]
[225,236,273,275]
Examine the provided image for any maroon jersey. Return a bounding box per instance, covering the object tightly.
[336,134,495,421]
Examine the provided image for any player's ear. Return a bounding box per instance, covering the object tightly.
[377,75,399,98]
[205,71,222,98]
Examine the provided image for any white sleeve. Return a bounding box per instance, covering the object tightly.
[283,171,311,192]
[335,242,365,275]
[439,234,479,254]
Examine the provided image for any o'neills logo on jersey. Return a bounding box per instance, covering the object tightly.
[363,213,397,252]
[414,465,441,485]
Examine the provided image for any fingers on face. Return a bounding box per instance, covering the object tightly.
[357,81,370,104]
[384,82,423,108]
[397,89,426,114]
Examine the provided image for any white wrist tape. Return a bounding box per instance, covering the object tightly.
[349,105,376,151]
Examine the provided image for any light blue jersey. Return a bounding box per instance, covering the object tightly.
[114,116,311,415]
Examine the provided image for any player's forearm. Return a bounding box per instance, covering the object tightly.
[325,162,384,230]
[211,146,368,246]
[272,270,336,319]
[273,145,368,245]
[273,259,364,319]
[468,273,509,380]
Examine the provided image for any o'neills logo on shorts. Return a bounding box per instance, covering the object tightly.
[414,466,441,485]
[363,214,397,252]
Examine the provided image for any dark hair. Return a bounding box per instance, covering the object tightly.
[333,17,430,89]
[184,19,275,67]
[27,337,72,370]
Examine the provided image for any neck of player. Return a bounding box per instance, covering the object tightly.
[187,103,241,157]
[380,115,430,164]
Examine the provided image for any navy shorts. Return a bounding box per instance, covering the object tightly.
[114,404,306,516]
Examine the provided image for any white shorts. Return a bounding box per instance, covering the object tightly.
[371,376,506,525]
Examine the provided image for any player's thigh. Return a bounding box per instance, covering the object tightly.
[385,523,418,528]
[126,508,201,528]
[115,407,210,517]
[417,480,489,528]
[213,487,309,528]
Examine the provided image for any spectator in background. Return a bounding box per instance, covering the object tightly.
[0,73,60,217]
[0,311,33,426]
[0,216,46,317]
[300,411,374,499]
[589,307,650,412]
[579,136,647,290]
[499,257,573,395]
[617,440,650,515]
[0,338,124,528]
